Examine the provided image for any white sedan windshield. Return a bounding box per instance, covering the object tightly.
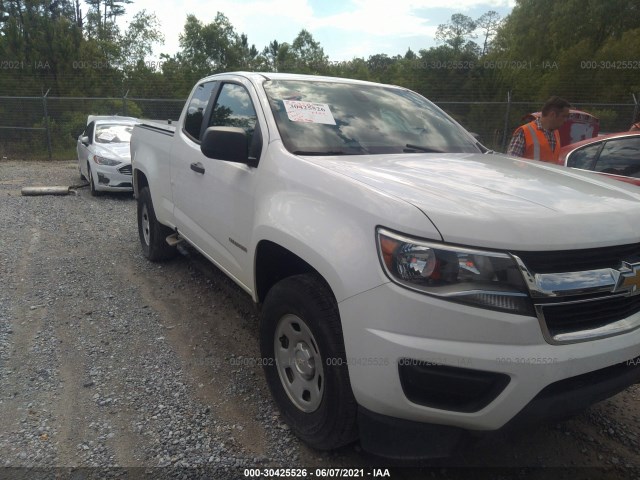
[94,124,133,144]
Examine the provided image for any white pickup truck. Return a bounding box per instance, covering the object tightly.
[131,72,640,458]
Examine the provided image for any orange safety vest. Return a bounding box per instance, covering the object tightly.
[519,120,561,162]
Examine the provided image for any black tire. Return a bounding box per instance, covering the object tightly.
[137,186,177,261]
[88,165,101,197]
[260,273,358,450]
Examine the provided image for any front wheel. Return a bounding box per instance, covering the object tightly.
[260,274,358,450]
[137,186,177,261]
[88,165,101,197]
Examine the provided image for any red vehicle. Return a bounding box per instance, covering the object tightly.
[524,109,600,146]
[555,131,640,187]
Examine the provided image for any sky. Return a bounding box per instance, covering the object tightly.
[118,0,516,62]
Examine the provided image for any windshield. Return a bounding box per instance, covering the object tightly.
[263,79,480,156]
[94,124,134,144]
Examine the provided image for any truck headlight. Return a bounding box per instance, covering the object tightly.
[93,155,120,166]
[376,228,534,315]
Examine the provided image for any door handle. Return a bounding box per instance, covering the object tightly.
[190,162,205,174]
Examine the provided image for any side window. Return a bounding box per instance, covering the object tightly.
[208,83,257,144]
[567,143,600,169]
[184,81,216,141]
[594,137,640,178]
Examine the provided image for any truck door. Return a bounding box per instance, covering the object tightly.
[171,80,261,293]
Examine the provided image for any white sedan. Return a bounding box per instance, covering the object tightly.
[77,116,138,196]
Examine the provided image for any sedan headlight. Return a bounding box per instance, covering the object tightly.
[376,228,534,315]
[93,155,121,166]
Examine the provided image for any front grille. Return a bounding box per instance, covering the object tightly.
[541,295,640,336]
[514,244,640,273]
[514,244,640,342]
[118,164,132,175]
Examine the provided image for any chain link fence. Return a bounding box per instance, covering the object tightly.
[0,95,185,159]
[1,93,638,160]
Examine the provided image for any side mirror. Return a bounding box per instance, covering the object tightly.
[80,135,90,145]
[200,126,259,167]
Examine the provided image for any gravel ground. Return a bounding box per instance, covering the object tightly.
[1,160,640,480]
[0,160,330,479]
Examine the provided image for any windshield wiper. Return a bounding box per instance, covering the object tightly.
[404,144,444,153]
[476,142,494,154]
[293,150,358,156]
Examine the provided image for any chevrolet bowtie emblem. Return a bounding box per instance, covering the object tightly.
[614,262,640,295]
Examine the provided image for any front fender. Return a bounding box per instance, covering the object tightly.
[251,159,441,302]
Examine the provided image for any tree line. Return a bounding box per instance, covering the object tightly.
[1,0,639,157]
[2,0,639,99]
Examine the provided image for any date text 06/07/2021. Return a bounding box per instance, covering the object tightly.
[243,468,392,478]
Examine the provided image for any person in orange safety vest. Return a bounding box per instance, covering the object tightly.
[507,96,571,162]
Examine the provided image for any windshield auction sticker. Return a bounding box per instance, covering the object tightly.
[283,100,336,125]
[97,132,116,141]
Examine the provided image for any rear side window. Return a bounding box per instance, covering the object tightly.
[594,137,640,178]
[184,81,216,141]
[567,143,601,169]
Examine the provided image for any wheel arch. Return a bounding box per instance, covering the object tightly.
[254,240,337,306]
[133,168,149,199]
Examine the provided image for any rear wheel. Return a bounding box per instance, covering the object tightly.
[260,274,358,450]
[137,186,177,261]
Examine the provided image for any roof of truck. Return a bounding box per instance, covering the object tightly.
[198,71,403,89]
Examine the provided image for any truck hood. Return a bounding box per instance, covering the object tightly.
[303,152,640,250]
